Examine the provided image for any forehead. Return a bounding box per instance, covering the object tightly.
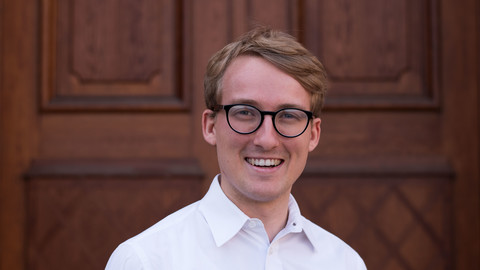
[221,56,311,109]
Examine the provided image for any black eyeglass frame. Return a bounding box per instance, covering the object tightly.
[213,104,314,138]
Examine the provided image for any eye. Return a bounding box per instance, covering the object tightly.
[277,109,306,121]
[230,105,259,120]
[237,109,254,116]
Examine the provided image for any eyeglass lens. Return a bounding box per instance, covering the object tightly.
[226,104,310,138]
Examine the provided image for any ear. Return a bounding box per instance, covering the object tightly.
[202,109,217,146]
[308,117,321,152]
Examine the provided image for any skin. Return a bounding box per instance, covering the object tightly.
[202,55,321,241]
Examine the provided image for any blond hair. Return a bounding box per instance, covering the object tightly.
[204,27,327,117]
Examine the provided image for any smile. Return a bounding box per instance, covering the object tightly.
[246,158,283,167]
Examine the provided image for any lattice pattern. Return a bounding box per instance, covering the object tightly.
[27,177,203,270]
[293,177,452,270]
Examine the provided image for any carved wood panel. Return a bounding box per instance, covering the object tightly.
[25,159,204,270]
[295,157,454,270]
[41,0,187,111]
[304,0,440,109]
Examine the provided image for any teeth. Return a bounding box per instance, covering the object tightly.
[247,158,282,167]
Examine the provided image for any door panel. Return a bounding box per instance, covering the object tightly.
[306,0,440,109]
[294,156,453,269]
[25,160,203,270]
[41,0,187,112]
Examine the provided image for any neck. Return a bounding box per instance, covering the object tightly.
[217,175,292,242]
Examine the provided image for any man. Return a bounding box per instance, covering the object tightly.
[106,27,366,269]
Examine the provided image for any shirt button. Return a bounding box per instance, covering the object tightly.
[248,220,256,228]
[269,243,277,255]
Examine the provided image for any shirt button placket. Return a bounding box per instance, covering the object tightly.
[268,244,275,255]
[265,243,282,270]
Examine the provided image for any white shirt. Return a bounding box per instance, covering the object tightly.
[106,175,366,269]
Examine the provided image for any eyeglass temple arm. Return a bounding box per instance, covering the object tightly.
[211,105,224,111]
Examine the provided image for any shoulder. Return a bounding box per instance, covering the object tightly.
[129,201,201,249]
[134,201,200,239]
[105,241,144,270]
[302,217,367,269]
[302,217,346,247]
[106,202,201,269]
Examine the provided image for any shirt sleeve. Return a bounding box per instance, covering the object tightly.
[105,242,144,270]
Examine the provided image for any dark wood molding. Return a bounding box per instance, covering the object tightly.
[24,158,204,179]
[303,155,454,178]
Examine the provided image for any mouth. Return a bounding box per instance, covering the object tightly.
[246,158,283,168]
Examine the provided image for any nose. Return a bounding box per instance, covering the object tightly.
[252,115,280,150]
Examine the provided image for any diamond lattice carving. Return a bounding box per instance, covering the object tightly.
[293,177,452,270]
[27,177,203,270]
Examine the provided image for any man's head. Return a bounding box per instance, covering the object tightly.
[202,27,327,210]
[204,27,327,118]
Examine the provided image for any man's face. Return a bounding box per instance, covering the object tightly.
[202,55,321,208]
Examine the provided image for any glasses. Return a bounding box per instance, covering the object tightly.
[213,104,314,138]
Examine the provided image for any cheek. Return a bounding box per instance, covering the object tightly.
[290,138,314,161]
[215,127,247,155]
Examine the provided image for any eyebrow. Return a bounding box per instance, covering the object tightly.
[228,99,309,111]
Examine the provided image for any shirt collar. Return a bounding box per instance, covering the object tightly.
[199,175,318,250]
[285,194,318,251]
[198,175,250,247]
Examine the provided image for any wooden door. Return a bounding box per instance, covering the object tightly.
[1,0,478,269]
